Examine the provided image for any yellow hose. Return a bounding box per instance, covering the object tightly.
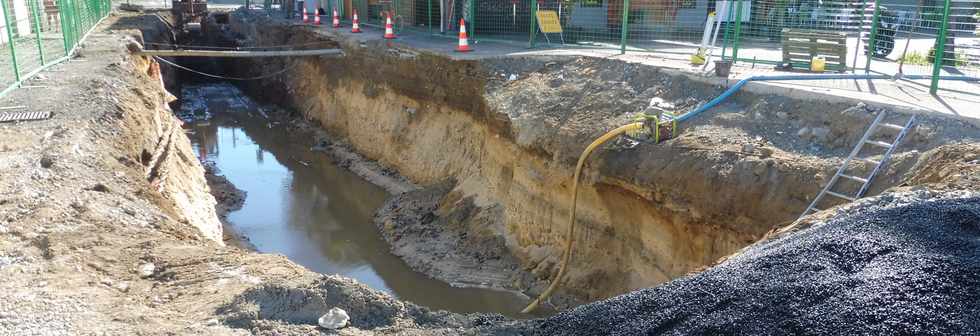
[522,122,646,313]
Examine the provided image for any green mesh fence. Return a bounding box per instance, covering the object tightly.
[275,0,978,93]
[0,0,109,95]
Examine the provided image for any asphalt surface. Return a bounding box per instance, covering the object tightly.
[510,193,980,335]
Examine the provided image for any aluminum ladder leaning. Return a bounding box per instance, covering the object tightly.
[797,111,917,222]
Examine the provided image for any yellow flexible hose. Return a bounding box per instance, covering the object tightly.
[522,122,646,313]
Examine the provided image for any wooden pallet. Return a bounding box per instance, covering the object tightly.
[781,28,848,72]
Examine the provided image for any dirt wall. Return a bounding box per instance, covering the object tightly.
[215,10,980,306]
[118,14,224,243]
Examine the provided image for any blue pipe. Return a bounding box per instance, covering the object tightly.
[675,74,980,123]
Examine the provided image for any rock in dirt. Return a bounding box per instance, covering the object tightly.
[317,307,350,329]
[797,127,811,139]
[758,147,774,158]
[810,126,831,141]
[741,143,755,154]
[138,263,155,278]
[89,183,109,193]
[39,156,54,168]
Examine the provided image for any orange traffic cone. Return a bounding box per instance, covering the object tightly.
[332,9,341,28]
[351,10,362,33]
[302,7,309,23]
[455,19,472,52]
[314,9,321,25]
[383,13,396,39]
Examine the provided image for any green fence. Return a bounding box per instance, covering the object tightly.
[0,0,110,96]
[274,0,979,93]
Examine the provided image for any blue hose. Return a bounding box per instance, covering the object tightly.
[674,74,980,123]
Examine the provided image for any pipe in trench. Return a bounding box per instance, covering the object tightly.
[676,73,980,123]
[135,48,345,57]
[521,73,980,313]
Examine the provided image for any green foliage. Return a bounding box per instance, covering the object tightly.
[899,51,930,65]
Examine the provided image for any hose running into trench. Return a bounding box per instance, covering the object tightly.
[522,122,646,314]
[520,73,980,313]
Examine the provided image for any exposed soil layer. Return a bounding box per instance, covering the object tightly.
[213,9,980,309]
[204,166,252,249]
[376,180,534,292]
[0,12,489,335]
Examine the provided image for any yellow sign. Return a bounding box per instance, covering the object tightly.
[536,10,562,33]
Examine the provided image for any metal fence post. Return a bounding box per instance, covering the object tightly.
[31,0,45,65]
[720,0,736,59]
[851,0,868,72]
[467,0,475,38]
[731,0,744,64]
[619,0,630,54]
[529,0,537,48]
[1,0,21,81]
[427,0,431,34]
[863,0,880,74]
[929,0,951,94]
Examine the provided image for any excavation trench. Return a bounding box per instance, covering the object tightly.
[141,9,980,317]
[175,78,537,317]
[152,15,547,318]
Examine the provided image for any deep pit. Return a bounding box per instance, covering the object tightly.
[142,8,980,317]
[178,81,538,317]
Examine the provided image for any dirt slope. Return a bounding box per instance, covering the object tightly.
[0,14,482,336]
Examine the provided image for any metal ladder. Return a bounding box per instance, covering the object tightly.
[797,111,916,222]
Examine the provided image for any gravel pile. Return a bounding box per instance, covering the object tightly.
[517,192,980,335]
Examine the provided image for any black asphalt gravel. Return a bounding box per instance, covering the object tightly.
[510,194,980,335]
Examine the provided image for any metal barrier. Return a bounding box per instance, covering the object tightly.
[0,0,110,96]
[273,0,979,94]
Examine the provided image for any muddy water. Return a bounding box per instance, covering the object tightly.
[182,83,536,317]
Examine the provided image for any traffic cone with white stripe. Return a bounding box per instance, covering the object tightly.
[332,9,341,28]
[455,19,472,52]
[314,8,321,25]
[351,10,362,33]
[383,13,396,39]
[302,6,309,23]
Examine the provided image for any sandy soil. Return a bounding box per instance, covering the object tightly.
[0,13,486,336]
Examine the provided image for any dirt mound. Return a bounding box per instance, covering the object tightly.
[517,191,980,335]
[215,275,498,335]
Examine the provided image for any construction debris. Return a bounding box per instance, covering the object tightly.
[0,111,51,123]
[317,307,349,329]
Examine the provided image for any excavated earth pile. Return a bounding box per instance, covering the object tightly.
[518,191,980,335]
